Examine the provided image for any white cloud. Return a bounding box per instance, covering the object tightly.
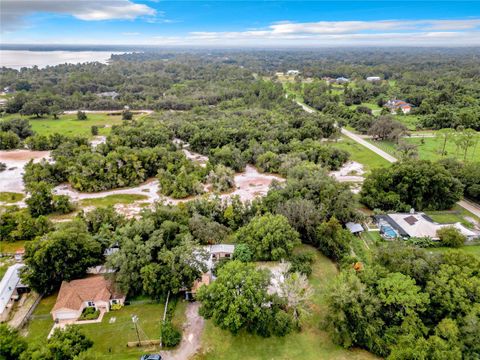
[1,0,156,30]
[179,19,480,46]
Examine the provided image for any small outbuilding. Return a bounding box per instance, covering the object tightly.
[346,222,364,235]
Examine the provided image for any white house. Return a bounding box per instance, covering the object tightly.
[366,76,381,82]
[51,275,125,321]
[286,70,300,76]
[336,77,350,84]
[0,264,27,320]
[385,99,412,114]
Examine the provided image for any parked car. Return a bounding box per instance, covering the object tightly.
[140,355,162,360]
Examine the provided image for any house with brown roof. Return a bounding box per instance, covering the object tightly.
[51,275,125,321]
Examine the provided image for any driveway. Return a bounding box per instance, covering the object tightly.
[160,302,205,360]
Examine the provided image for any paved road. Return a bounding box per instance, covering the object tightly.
[458,200,480,218]
[341,128,398,163]
[295,100,480,216]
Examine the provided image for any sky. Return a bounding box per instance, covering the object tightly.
[1,1,480,47]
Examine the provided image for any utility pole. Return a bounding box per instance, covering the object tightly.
[132,315,141,346]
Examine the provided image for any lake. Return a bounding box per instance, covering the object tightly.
[0,50,122,70]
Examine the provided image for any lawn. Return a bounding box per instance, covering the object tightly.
[194,245,378,360]
[368,132,480,162]
[0,192,24,203]
[0,240,26,254]
[327,136,390,171]
[1,112,147,138]
[24,294,187,360]
[79,194,149,208]
[429,245,480,258]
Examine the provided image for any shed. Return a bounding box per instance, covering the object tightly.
[346,222,364,234]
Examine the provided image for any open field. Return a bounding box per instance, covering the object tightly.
[194,245,378,360]
[429,245,480,258]
[79,194,149,208]
[0,191,24,203]
[0,240,26,254]
[23,294,186,360]
[367,134,480,162]
[327,136,390,171]
[0,112,143,138]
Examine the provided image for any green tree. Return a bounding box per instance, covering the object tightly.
[26,181,54,217]
[20,100,49,118]
[77,111,87,120]
[0,131,20,150]
[0,324,27,360]
[235,213,300,261]
[22,326,93,360]
[122,109,133,120]
[207,164,235,192]
[437,226,466,248]
[232,243,253,262]
[197,260,293,337]
[315,217,352,261]
[22,220,102,294]
[436,128,455,156]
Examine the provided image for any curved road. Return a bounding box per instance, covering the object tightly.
[295,100,480,217]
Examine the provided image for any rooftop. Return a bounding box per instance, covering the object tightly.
[0,264,24,314]
[52,275,123,313]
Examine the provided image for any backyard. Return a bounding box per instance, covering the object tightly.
[23,294,186,360]
[193,245,378,360]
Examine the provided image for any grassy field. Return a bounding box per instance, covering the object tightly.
[23,295,186,360]
[429,245,480,258]
[79,194,149,208]
[0,192,24,203]
[327,136,390,171]
[0,112,148,138]
[194,245,377,360]
[0,240,26,254]
[368,133,480,162]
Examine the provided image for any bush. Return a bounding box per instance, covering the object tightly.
[91,126,98,136]
[122,109,133,120]
[110,303,123,311]
[78,307,100,320]
[0,162,6,172]
[437,226,466,248]
[77,111,87,120]
[289,252,315,276]
[161,321,181,347]
[232,243,253,262]
[53,195,74,214]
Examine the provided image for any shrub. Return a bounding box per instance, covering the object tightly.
[77,111,87,120]
[122,109,133,120]
[110,303,123,311]
[161,321,181,347]
[91,125,98,136]
[232,243,253,262]
[289,252,315,276]
[437,226,466,248]
[79,307,100,320]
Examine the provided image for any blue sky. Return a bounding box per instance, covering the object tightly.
[1,1,480,46]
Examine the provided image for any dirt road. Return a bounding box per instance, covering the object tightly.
[160,302,205,360]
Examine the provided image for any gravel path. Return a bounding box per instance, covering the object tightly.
[160,302,205,360]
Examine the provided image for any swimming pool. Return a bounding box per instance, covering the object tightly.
[381,225,398,239]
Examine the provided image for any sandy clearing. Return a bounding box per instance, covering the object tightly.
[0,150,50,194]
[329,161,365,183]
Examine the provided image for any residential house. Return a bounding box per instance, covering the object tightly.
[185,244,235,300]
[51,275,125,321]
[336,77,350,84]
[366,76,381,82]
[96,91,119,100]
[385,99,412,114]
[286,70,300,76]
[375,212,479,241]
[0,264,28,321]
